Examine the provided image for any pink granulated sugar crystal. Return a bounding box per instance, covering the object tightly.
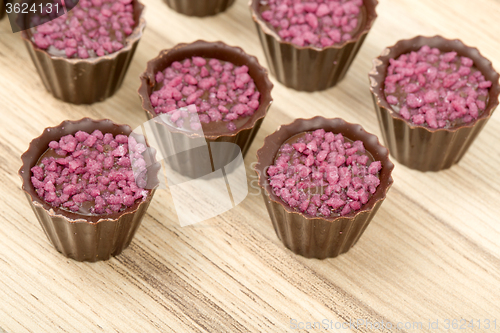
[30,131,150,215]
[384,45,492,128]
[267,130,382,217]
[259,0,363,48]
[150,57,261,132]
[31,0,136,59]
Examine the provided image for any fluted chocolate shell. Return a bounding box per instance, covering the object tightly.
[139,40,273,178]
[164,0,235,17]
[369,35,500,171]
[255,117,394,259]
[19,118,161,262]
[20,0,146,105]
[250,0,377,91]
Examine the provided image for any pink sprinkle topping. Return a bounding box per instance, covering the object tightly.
[267,130,382,217]
[259,0,363,48]
[31,131,150,216]
[150,57,260,132]
[384,45,491,128]
[31,0,136,59]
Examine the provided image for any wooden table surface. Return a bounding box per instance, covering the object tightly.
[1,0,500,332]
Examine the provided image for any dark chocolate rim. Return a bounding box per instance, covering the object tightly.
[18,118,161,224]
[138,40,274,141]
[369,35,500,133]
[163,0,236,17]
[255,116,394,222]
[19,0,146,64]
[249,0,378,51]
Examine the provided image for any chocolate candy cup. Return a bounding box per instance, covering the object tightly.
[369,35,500,171]
[19,118,161,262]
[255,116,394,259]
[20,0,146,105]
[139,40,273,178]
[164,0,235,17]
[250,0,378,91]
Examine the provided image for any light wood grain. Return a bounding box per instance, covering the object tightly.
[1,0,500,332]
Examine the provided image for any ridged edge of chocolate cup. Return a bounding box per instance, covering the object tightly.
[249,0,378,91]
[369,35,500,171]
[20,0,146,105]
[255,116,394,259]
[164,0,235,17]
[138,40,273,179]
[18,118,161,262]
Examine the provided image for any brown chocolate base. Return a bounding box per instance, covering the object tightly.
[250,0,378,92]
[255,117,394,259]
[26,190,154,261]
[369,35,500,171]
[164,0,235,17]
[20,0,146,105]
[19,118,161,262]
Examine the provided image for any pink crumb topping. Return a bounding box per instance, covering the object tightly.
[259,0,363,48]
[150,57,260,132]
[384,45,492,128]
[31,131,149,215]
[267,129,382,217]
[31,0,136,59]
